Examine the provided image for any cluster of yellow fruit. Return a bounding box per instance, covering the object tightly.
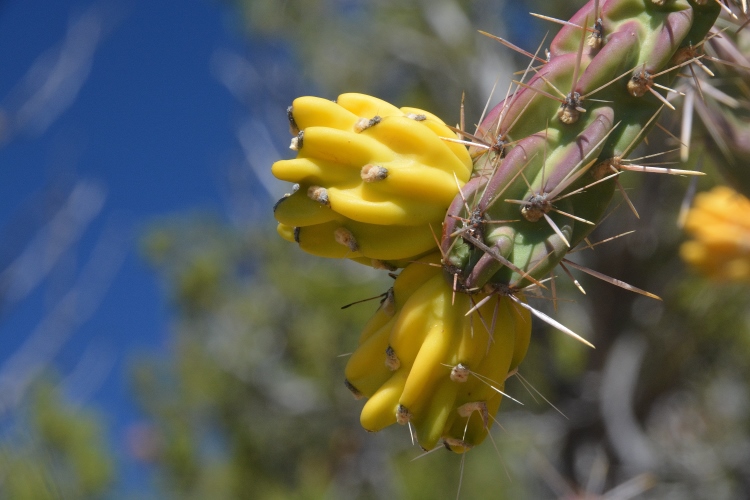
[272,93,531,452]
[273,93,471,269]
[681,186,750,282]
[343,253,531,452]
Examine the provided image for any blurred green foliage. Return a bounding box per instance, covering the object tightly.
[0,382,113,499]
[230,0,580,120]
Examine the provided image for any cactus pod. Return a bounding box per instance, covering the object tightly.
[344,253,531,451]
[272,93,472,269]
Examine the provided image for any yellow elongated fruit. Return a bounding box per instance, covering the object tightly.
[344,317,396,398]
[359,368,410,432]
[273,93,472,269]
[278,219,439,262]
[444,393,503,455]
[410,378,460,451]
[273,188,342,227]
[388,275,449,367]
[356,291,395,346]
[355,253,443,346]
[390,253,443,308]
[397,321,461,424]
[449,300,515,412]
[336,93,403,119]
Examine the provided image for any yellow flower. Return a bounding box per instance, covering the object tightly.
[272,93,472,269]
[681,186,750,281]
[343,254,531,452]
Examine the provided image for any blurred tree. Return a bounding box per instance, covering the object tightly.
[227,0,581,120]
[233,0,493,118]
[0,381,114,500]
[136,217,397,498]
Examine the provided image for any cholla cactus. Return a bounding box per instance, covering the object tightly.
[271,0,728,454]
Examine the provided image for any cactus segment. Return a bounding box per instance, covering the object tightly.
[443,107,615,289]
[443,0,720,292]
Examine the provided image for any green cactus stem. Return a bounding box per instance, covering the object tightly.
[442,0,720,291]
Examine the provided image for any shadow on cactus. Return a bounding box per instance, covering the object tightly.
[270,0,725,456]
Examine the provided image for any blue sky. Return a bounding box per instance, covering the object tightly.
[0,0,287,490]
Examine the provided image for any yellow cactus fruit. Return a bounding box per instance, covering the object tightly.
[345,254,531,451]
[273,93,472,269]
[681,186,750,282]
